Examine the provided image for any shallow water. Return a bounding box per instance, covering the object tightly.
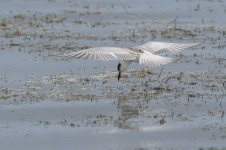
[0,50,118,80]
[1,0,226,150]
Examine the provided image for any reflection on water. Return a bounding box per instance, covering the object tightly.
[115,97,151,130]
[117,104,139,129]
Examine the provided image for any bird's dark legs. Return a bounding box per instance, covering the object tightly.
[117,63,121,81]
[118,72,121,81]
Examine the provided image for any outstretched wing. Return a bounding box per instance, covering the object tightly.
[139,50,173,67]
[64,47,137,61]
[133,42,200,54]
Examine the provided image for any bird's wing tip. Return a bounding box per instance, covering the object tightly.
[193,42,202,46]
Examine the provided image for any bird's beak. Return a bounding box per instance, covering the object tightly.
[118,72,121,81]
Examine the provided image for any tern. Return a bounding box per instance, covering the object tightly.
[64,41,200,80]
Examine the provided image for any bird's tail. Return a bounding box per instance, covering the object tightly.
[139,50,173,67]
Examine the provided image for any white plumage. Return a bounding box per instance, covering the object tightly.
[64,41,200,80]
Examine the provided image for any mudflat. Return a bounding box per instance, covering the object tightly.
[0,0,226,150]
